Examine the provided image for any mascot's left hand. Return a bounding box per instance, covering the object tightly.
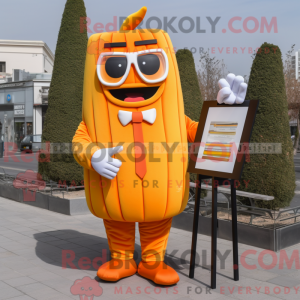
[217,73,248,105]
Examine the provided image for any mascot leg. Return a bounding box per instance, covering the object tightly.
[97,219,137,281]
[137,217,179,285]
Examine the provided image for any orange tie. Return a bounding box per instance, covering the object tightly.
[132,112,147,179]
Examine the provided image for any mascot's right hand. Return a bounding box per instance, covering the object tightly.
[217,73,247,105]
[91,146,123,180]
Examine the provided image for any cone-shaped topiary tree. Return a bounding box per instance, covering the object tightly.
[239,42,295,209]
[176,49,203,121]
[39,0,88,184]
[176,49,203,186]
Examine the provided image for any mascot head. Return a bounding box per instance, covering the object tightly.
[83,6,185,112]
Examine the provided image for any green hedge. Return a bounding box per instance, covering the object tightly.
[39,0,88,185]
[176,49,203,121]
[239,42,295,209]
[176,49,203,187]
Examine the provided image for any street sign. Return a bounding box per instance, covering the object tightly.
[14,104,25,115]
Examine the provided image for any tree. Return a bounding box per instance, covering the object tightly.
[239,42,295,209]
[197,49,227,101]
[176,49,203,121]
[38,0,88,184]
[176,49,203,186]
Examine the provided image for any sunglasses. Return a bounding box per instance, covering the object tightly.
[97,48,169,87]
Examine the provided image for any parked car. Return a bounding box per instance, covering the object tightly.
[20,135,42,153]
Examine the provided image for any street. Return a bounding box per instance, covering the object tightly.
[0,151,38,177]
[294,153,300,179]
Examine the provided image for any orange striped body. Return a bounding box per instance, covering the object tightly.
[73,29,195,222]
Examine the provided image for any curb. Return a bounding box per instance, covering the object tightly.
[0,184,90,215]
[172,211,300,252]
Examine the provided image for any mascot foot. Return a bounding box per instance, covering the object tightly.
[138,261,179,285]
[97,258,137,282]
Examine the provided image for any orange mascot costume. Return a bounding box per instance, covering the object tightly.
[73,5,248,285]
[73,6,199,285]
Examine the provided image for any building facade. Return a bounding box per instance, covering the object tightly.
[0,75,51,148]
[0,40,54,149]
[0,39,54,77]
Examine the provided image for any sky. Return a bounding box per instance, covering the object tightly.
[0,0,299,77]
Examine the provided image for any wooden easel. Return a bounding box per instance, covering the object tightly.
[189,174,239,289]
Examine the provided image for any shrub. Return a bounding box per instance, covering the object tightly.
[39,0,88,184]
[239,42,295,209]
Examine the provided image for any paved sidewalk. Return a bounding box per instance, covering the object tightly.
[0,197,299,300]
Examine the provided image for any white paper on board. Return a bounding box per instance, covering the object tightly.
[195,106,249,174]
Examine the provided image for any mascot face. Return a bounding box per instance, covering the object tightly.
[94,7,171,109]
[82,7,189,222]
[97,47,168,108]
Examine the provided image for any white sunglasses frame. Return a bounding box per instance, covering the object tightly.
[96,48,169,87]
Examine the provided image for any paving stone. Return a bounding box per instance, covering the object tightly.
[4,276,37,287]
[0,286,24,300]
[0,270,24,281]
[28,271,62,282]
[5,296,35,300]
[267,275,300,288]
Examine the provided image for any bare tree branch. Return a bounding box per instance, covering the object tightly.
[197,49,227,101]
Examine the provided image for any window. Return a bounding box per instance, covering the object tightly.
[0,62,6,72]
[26,122,33,135]
[33,135,42,142]
[22,136,31,143]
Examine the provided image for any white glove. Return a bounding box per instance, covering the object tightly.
[217,73,248,105]
[91,146,123,180]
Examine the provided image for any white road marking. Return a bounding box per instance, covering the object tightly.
[0,166,28,171]
[2,154,33,158]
